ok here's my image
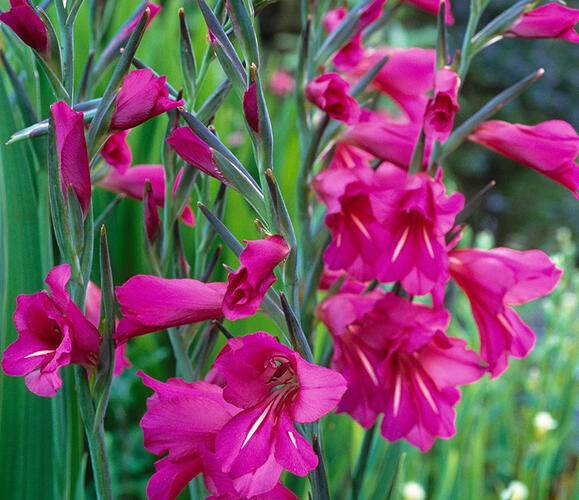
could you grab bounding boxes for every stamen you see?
[24,349,56,359]
[392,227,410,262]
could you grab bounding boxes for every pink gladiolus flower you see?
[139,371,240,500]
[318,292,484,451]
[210,332,347,496]
[270,70,295,97]
[139,369,299,500]
[51,101,92,218]
[506,3,579,43]
[341,110,432,169]
[322,0,387,71]
[243,82,260,133]
[115,276,226,343]
[101,130,132,174]
[116,236,289,341]
[166,127,230,184]
[97,164,195,226]
[1,265,101,396]
[423,68,460,141]
[305,73,361,125]
[314,162,406,281]
[223,236,290,321]
[0,0,49,55]
[355,47,436,120]
[326,143,373,170]
[85,281,131,377]
[110,69,184,131]
[469,120,579,199]
[402,0,453,24]
[449,247,562,377]
[375,171,464,295]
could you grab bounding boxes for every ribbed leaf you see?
[0,76,56,500]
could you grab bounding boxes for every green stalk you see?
[349,424,377,500]
[74,367,113,500]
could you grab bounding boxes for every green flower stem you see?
[74,366,113,500]
[297,115,329,276]
[349,423,377,500]
[458,0,490,82]
[168,328,196,382]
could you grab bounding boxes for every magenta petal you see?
[0,3,49,54]
[147,454,203,500]
[167,127,229,184]
[507,3,579,42]
[469,120,579,198]
[273,414,318,476]
[110,69,184,131]
[24,368,62,397]
[215,403,278,479]
[101,130,132,173]
[51,101,91,217]
[115,276,226,342]
[243,82,260,133]
[291,356,347,423]
[305,73,360,125]
[223,236,289,321]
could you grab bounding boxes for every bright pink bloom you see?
[375,171,464,295]
[223,236,290,321]
[115,276,226,343]
[449,247,562,377]
[355,47,436,120]
[211,332,347,496]
[313,162,406,281]
[243,82,260,133]
[0,0,49,54]
[166,127,229,184]
[270,70,295,97]
[423,68,460,141]
[469,120,579,199]
[506,3,579,42]
[139,371,240,500]
[318,292,484,451]
[101,130,132,173]
[110,69,184,131]
[85,281,131,377]
[341,110,432,169]
[305,73,361,125]
[205,484,298,500]
[119,2,162,38]
[51,101,91,218]
[322,0,387,71]
[1,265,101,397]
[402,0,453,24]
[326,143,373,170]
[318,268,366,294]
[97,164,195,226]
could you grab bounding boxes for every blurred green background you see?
[1,0,578,498]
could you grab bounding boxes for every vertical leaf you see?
[0,76,56,500]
